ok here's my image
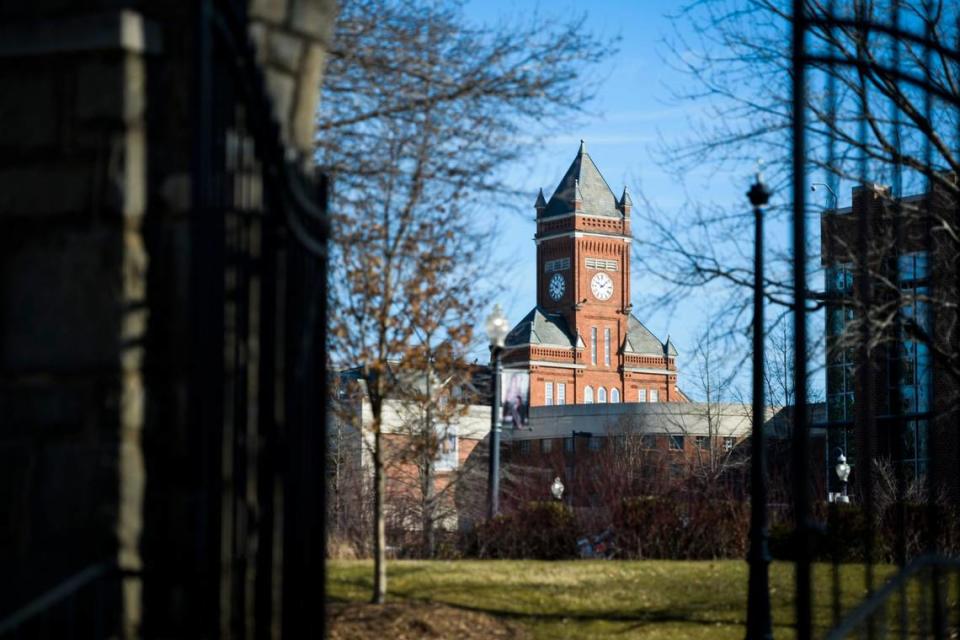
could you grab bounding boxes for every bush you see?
[470,501,578,559]
[613,491,749,560]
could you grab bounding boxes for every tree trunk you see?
[372,427,387,604]
[421,457,435,558]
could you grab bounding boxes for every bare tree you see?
[682,326,751,482]
[640,0,960,378]
[319,0,614,603]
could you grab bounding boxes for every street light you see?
[835,449,851,504]
[486,304,509,519]
[550,477,564,501]
[746,171,773,640]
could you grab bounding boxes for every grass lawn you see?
[327,560,925,639]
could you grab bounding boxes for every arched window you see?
[597,387,607,403]
[610,388,620,403]
[584,386,594,404]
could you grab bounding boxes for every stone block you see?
[0,164,92,217]
[268,29,303,74]
[76,53,145,124]
[291,42,326,152]
[249,0,287,24]
[247,21,269,65]
[0,66,59,150]
[0,226,124,371]
[288,0,336,44]
[265,68,295,138]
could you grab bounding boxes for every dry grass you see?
[327,560,957,639]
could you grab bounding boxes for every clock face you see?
[591,272,614,301]
[548,273,566,301]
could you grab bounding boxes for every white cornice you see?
[507,360,586,370]
[535,231,633,245]
[537,212,628,223]
[624,367,675,375]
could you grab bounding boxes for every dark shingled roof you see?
[505,307,578,348]
[542,141,621,218]
[624,314,676,357]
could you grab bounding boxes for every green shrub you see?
[472,501,578,559]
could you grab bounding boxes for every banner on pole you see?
[501,369,529,429]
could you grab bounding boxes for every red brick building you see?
[503,141,684,406]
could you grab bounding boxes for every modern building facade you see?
[502,142,683,407]
[821,182,951,487]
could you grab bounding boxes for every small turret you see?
[618,185,633,217]
[535,187,547,215]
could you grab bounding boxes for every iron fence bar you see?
[854,10,878,637]
[0,563,117,636]
[887,4,910,637]
[191,1,228,635]
[802,54,960,108]
[806,15,960,64]
[791,2,812,639]
[825,555,960,640]
[919,6,947,638]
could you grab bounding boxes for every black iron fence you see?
[192,1,329,637]
[747,1,960,638]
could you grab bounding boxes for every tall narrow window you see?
[650,389,659,403]
[604,328,611,367]
[611,388,620,403]
[597,387,607,403]
[545,382,554,406]
[591,327,598,365]
[584,386,594,404]
[557,383,566,405]
[638,389,647,402]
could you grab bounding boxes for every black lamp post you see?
[746,172,773,640]
[486,304,509,519]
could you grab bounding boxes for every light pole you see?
[746,172,773,640]
[835,448,851,504]
[485,304,509,519]
[811,182,839,210]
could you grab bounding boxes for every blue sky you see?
[463,0,753,393]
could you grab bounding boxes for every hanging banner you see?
[501,369,530,429]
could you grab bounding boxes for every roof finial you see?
[535,187,547,210]
[579,139,586,154]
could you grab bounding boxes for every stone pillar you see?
[248,0,337,157]
[0,9,158,637]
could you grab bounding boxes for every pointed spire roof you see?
[664,335,677,356]
[534,188,547,209]
[543,141,620,218]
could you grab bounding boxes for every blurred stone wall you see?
[0,1,334,637]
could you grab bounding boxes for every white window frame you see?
[586,257,618,271]
[557,383,566,405]
[638,388,647,402]
[545,381,554,406]
[610,388,620,403]
[545,257,570,273]
[584,386,594,404]
[649,389,659,403]
[604,328,611,367]
[591,327,598,365]
[597,387,607,403]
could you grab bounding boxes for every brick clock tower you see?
[502,141,681,407]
